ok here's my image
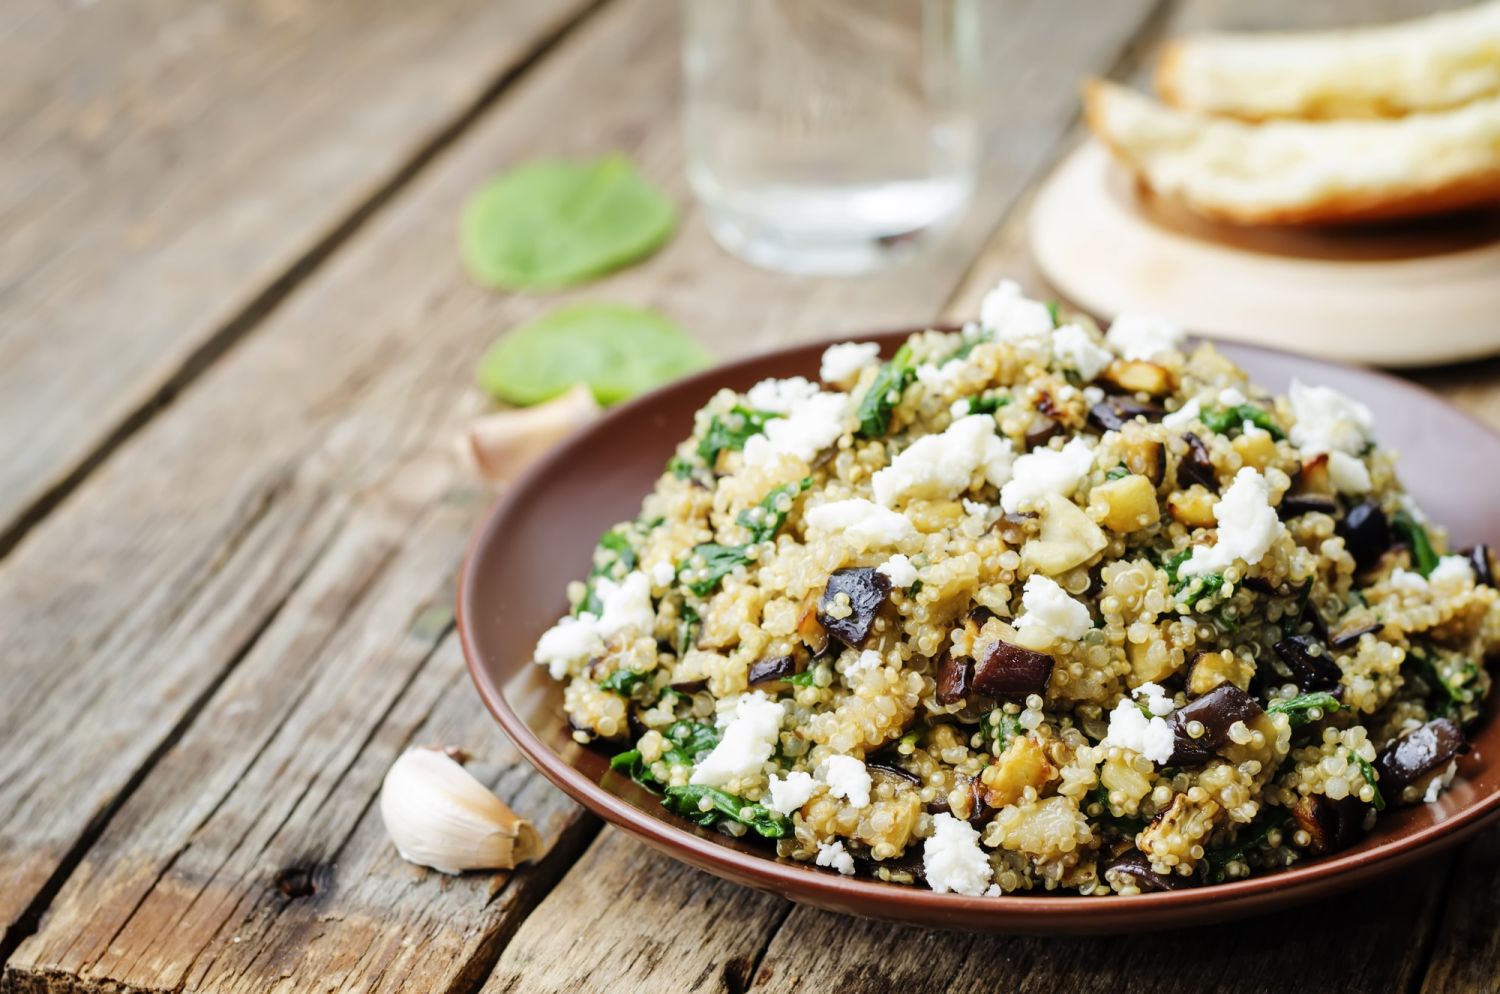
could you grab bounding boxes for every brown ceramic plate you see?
[459,331,1500,934]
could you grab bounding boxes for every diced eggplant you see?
[967,605,999,628]
[797,596,831,657]
[1273,635,1342,692]
[817,568,892,649]
[1178,433,1218,490]
[747,654,797,686]
[1467,543,1496,588]
[1328,619,1384,650]
[1295,454,1333,496]
[1375,719,1468,798]
[670,678,708,694]
[867,759,922,786]
[1337,500,1391,573]
[971,640,1053,702]
[935,650,974,704]
[1025,414,1063,450]
[1124,437,1167,487]
[1280,493,1339,519]
[1104,853,1186,892]
[1291,794,1369,855]
[1167,684,1265,765]
[1088,397,1165,433]
[1103,359,1174,396]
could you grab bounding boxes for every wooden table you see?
[3,1,1497,991]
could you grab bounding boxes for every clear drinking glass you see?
[682,0,980,276]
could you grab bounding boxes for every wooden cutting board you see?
[1028,140,1500,368]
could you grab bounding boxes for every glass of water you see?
[682,0,980,276]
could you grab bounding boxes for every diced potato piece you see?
[1232,429,1277,472]
[1297,453,1334,495]
[905,498,966,532]
[1100,753,1152,813]
[1103,360,1175,397]
[1168,487,1218,528]
[1022,493,1108,575]
[981,734,1057,807]
[1186,650,1254,695]
[1127,634,1178,684]
[1093,474,1161,533]
[1123,437,1166,486]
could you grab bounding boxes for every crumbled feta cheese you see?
[766,771,817,816]
[651,560,677,588]
[815,839,856,876]
[876,553,919,588]
[820,342,881,386]
[915,361,966,394]
[872,414,1014,507]
[533,613,605,679]
[1389,568,1428,592]
[742,390,848,468]
[979,280,1054,345]
[1133,681,1175,717]
[691,693,785,787]
[999,436,1095,513]
[849,649,884,675]
[1289,379,1375,456]
[1082,385,1105,405]
[1431,555,1475,590]
[804,498,917,551]
[1218,387,1247,407]
[1424,760,1458,803]
[1051,323,1112,381]
[1327,450,1372,495]
[1105,313,1185,360]
[1102,695,1176,764]
[1178,468,1284,579]
[745,376,821,414]
[983,883,1002,897]
[949,398,973,418]
[595,571,655,640]
[819,755,872,808]
[923,813,993,896]
[1161,396,1202,429]
[1013,575,1092,641]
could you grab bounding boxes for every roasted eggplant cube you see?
[1375,718,1468,799]
[1178,433,1217,490]
[1337,500,1391,573]
[1088,397,1165,433]
[747,654,797,686]
[971,640,1053,702]
[1466,543,1496,588]
[935,650,974,704]
[1167,684,1265,765]
[1105,853,1186,892]
[1279,493,1338,519]
[817,568,892,649]
[1292,794,1370,855]
[1328,620,1383,651]
[1273,635,1342,691]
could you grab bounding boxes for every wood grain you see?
[0,0,599,552]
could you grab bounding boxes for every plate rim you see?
[458,327,1500,930]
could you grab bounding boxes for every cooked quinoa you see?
[532,281,1498,896]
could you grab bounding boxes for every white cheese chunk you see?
[876,553,919,588]
[766,771,817,816]
[1178,468,1284,579]
[1327,450,1372,495]
[533,613,605,679]
[1289,379,1375,456]
[1051,323,1113,381]
[745,376,821,414]
[804,498,917,551]
[872,414,1014,507]
[1013,574,1093,641]
[1102,693,1176,764]
[691,693,785,787]
[999,437,1095,513]
[923,813,994,896]
[819,755,872,808]
[1105,313,1185,360]
[820,342,881,386]
[742,390,849,468]
[1161,396,1202,428]
[980,280,1054,345]
[815,839,856,876]
[595,571,655,640]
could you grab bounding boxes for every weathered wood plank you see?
[1417,822,1500,994]
[0,0,599,550]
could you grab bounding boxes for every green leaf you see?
[1199,814,1287,883]
[1267,692,1344,728]
[461,154,676,290]
[477,303,713,407]
[698,405,781,468]
[661,784,791,838]
[855,344,916,439]
[678,481,809,597]
[1200,404,1286,441]
[680,543,754,598]
[1046,300,1062,328]
[1349,749,1386,811]
[667,454,696,480]
[785,669,819,687]
[599,669,648,695]
[963,392,1010,416]
[1178,572,1224,608]
[675,603,700,657]
[1163,548,1193,585]
[736,477,812,545]
[1392,510,1439,577]
[1105,465,1131,481]
[576,526,638,617]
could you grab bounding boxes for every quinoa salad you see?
[531,282,1497,896]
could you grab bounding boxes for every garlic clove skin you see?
[380,746,542,875]
[454,382,600,490]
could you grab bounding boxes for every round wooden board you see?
[1028,140,1500,368]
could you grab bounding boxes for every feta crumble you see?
[1289,380,1375,456]
[876,553,919,588]
[1389,568,1428,592]
[849,649,884,675]
[923,813,993,896]
[820,342,881,386]
[745,376,821,414]
[815,839,856,876]
[819,755,872,808]
[804,498,917,551]
[742,390,849,468]
[1161,396,1202,428]
[595,571,655,640]
[1013,575,1092,641]
[915,361,966,394]
[872,414,1014,507]
[1102,691,1176,764]
[650,560,677,588]
[1327,450,1372,495]
[1051,323,1113,381]
[766,771,817,816]
[979,280,1054,346]
[1105,313,1185,360]
[1431,555,1475,590]
[1133,681,1175,717]
[1177,468,1284,579]
[533,613,605,679]
[999,436,1095,513]
[691,693,785,787]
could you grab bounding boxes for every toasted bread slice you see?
[1157,1,1500,120]
[1084,79,1500,226]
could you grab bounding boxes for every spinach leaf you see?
[576,527,638,616]
[675,603,700,657]
[609,721,719,792]
[1179,572,1225,608]
[1162,548,1193,585]
[662,784,791,838]
[1200,404,1285,441]
[1266,692,1343,728]
[680,543,754,598]
[736,477,812,544]
[1199,814,1287,883]
[461,154,676,290]
[1409,650,1480,718]
[855,343,916,439]
[962,392,1010,416]
[667,454,696,480]
[477,303,712,406]
[698,405,781,468]
[1046,300,1062,328]
[784,669,820,687]
[599,669,648,695]
[1105,465,1131,481]
[1349,749,1386,810]
[1392,510,1439,577]
[1087,783,1147,836]
[679,481,810,597]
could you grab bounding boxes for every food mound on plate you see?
[531,282,1497,896]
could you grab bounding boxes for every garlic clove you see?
[454,382,600,489]
[380,746,542,874]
